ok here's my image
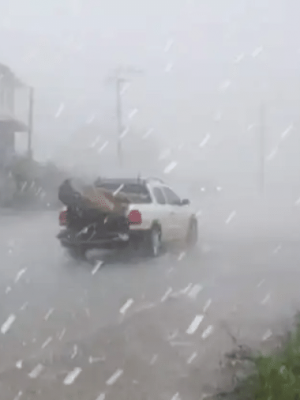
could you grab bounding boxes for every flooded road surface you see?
[0,195,300,399]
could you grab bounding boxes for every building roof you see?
[0,63,25,88]
[0,117,28,132]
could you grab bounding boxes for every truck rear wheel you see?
[144,226,162,257]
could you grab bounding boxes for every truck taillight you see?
[128,210,142,224]
[59,210,67,226]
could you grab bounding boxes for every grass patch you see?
[217,317,300,399]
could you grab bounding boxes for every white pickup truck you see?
[57,177,198,258]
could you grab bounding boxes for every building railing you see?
[0,63,30,129]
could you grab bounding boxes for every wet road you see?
[1,195,300,399]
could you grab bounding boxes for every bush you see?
[226,317,300,399]
[8,156,67,209]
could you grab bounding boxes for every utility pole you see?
[106,66,143,167]
[259,103,265,194]
[27,86,34,160]
[116,76,126,167]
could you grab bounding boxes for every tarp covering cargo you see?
[58,178,130,215]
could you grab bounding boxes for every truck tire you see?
[67,246,86,261]
[144,226,162,257]
[186,218,198,249]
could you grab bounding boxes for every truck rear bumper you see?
[57,229,144,250]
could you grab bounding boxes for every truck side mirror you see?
[181,198,190,205]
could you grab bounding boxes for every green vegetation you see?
[218,317,300,400]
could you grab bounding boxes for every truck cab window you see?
[162,187,181,205]
[153,187,166,205]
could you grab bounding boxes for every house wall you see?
[0,64,29,128]
[0,122,15,168]
[0,71,15,118]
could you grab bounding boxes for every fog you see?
[0,0,299,193]
[2,2,300,399]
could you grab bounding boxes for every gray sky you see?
[1,0,300,187]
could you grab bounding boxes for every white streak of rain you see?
[199,133,210,148]
[133,302,156,314]
[281,124,293,139]
[120,127,129,139]
[159,148,171,160]
[186,315,204,335]
[164,39,174,52]
[121,82,130,95]
[64,367,82,385]
[261,293,271,305]
[13,391,23,400]
[257,279,265,288]
[225,211,236,224]
[203,299,212,313]
[86,114,95,124]
[202,325,214,339]
[21,181,28,191]
[97,141,109,153]
[219,80,231,91]
[164,161,178,174]
[106,369,123,386]
[187,352,197,364]
[89,356,106,364]
[5,286,11,294]
[58,328,66,341]
[55,103,65,118]
[92,261,103,275]
[95,394,106,400]
[14,268,27,283]
[113,184,124,196]
[266,147,278,161]
[20,302,28,311]
[214,112,222,121]
[252,46,263,57]
[41,336,52,349]
[262,329,272,341]
[161,287,172,302]
[119,299,134,315]
[90,136,101,148]
[188,284,203,300]
[44,308,54,320]
[128,108,138,120]
[165,62,173,72]
[234,53,245,63]
[28,364,44,378]
[180,283,193,294]
[1,314,16,334]
[142,128,153,139]
[150,354,158,365]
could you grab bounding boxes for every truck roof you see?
[94,177,164,186]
